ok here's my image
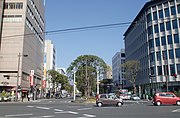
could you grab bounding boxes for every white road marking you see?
[5,113,33,117]
[36,106,50,110]
[77,108,92,111]
[54,109,64,112]
[68,111,79,114]
[27,106,34,108]
[55,111,78,115]
[29,115,54,118]
[172,109,180,112]
[83,114,96,117]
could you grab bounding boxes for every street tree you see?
[122,60,140,94]
[67,55,107,97]
[47,70,70,92]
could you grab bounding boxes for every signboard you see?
[42,80,46,88]
[30,70,34,86]
[30,75,34,86]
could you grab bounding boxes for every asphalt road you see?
[0,99,180,118]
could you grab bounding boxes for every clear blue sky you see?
[45,0,148,69]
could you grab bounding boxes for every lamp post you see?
[96,68,100,95]
[16,53,28,101]
[73,69,76,101]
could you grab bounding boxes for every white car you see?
[131,94,140,101]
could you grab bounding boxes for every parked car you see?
[120,93,131,100]
[152,92,180,106]
[96,93,123,107]
[131,94,140,101]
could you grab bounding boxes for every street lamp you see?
[16,53,28,101]
[73,68,77,101]
[96,67,100,95]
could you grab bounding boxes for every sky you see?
[45,0,148,70]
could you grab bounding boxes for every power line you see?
[2,22,132,39]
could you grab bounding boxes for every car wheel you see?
[117,102,123,107]
[156,101,161,106]
[176,101,180,106]
[97,102,103,107]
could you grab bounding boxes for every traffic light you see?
[171,74,177,78]
[3,75,10,79]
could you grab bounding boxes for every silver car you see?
[96,93,123,107]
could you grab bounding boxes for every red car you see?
[153,92,180,106]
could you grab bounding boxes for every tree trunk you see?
[133,83,137,94]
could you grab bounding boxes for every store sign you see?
[42,80,46,88]
[30,75,34,86]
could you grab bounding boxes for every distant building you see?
[124,0,180,96]
[112,49,126,89]
[0,0,45,97]
[44,40,56,93]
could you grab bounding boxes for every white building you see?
[112,49,126,89]
[44,40,56,93]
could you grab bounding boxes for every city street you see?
[0,99,180,118]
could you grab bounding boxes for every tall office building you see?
[44,40,56,94]
[124,0,180,96]
[112,49,126,89]
[0,0,45,97]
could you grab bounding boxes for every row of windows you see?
[149,48,180,62]
[5,2,23,9]
[155,64,180,76]
[3,15,22,22]
[148,19,180,36]
[28,0,45,26]
[26,18,43,44]
[147,3,180,22]
[149,33,180,49]
[27,5,43,33]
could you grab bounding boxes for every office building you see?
[44,40,56,94]
[124,0,180,96]
[0,0,45,98]
[112,49,126,89]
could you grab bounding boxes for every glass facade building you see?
[124,0,180,96]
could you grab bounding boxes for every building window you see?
[169,49,174,59]
[170,64,175,75]
[165,8,170,17]
[160,23,165,32]
[150,52,155,62]
[156,51,161,61]
[163,65,169,75]
[147,13,152,23]
[178,4,180,14]
[166,21,171,30]
[167,35,173,44]
[4,2,23,9]
[148,26,153,36]
[149,39,154,49]
[162,50,167,60]
[175,48,180,58]
[153,11,158,20]
[174,34,179,43]
[150,67,155,75]
[171,6,176,15]
[155,38,160,46]
[159,10,164,19]
[161,36,166,46]
[154,24,159,33]
[157,66,162,75]
[172,20,178,29]
[177,64,180,74]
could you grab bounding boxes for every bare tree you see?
[122,60,140,94]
